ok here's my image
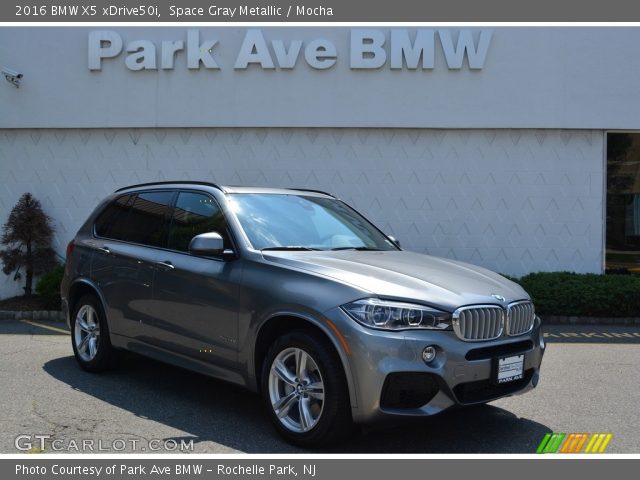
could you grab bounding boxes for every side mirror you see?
[387,235,401,248]
[188,232,233,259]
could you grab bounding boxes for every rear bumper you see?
[324,308,545,424]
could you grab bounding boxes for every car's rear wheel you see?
[71,294,116,372]
[261,330,353,447]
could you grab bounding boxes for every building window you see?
[606,133,640,272]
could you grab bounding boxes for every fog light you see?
[422,346,437,364]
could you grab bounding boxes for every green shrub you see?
[512,272,640,317]
[35,264,65,310]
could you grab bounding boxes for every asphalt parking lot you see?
[0,319,638,453]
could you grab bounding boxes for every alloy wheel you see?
[74,304,100,362]
[268,347,325,433]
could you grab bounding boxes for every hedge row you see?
[507,272,640,317]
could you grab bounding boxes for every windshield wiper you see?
[330,246,381,251]
[261,246,321,251]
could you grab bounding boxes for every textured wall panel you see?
[0,128,604,299]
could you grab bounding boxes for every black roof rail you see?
[114,182,334,197]
[288,188,335,197]
[114,181,224,193]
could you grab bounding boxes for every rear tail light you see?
[66,240,75,260]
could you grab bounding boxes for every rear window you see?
[94,191,175,247]
[94,194,133,239]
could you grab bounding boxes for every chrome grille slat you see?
[490,309,497,338]
[472,310,479,339]
[483,310,488,339]
[460,315,467,335]
[462,315,467,336]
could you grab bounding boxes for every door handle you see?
[156,260,175,270]
[97,246,110,255]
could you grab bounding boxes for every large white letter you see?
[304,39,337,70]
[350,29,386,69]
[438,29,493,69]
[125,40,157,71]
[88,30,123,70]
[390,29,435,69]
[161,40,184,69]
[187,29,219,69]
[271,40,302,69]
[234,29,275,69]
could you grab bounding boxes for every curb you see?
[0,310,64,321]
[541,315,640,326]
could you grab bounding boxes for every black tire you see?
[261,329,353,447]
[70,294,117,372]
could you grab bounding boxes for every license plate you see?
[496,354,524,384]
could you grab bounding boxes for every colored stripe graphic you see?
[537,433,612,453]
[589,433,605,453]
[564,433,584,453]
[598,434,613,453]
[559,433,574,453]
[536,433,552,454]
[584,434,598,453]
[545,433,565,453]
[573,433,589,453]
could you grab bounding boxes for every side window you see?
[167,192,230,252]
[94,194,133,239]
[120,191,174,247]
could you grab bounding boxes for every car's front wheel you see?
[70,294,116,372]
[262,330,353,447]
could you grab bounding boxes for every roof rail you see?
[288,188,335,197]
[114,181,224,193]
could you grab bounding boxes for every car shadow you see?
[43,353,551,453]
[342,406,548,453]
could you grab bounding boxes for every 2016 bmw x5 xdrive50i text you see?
[61,181,545,446]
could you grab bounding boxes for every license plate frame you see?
[493,354,525,384]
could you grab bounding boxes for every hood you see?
[261,250,529,311]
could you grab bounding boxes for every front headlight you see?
[341,298,452,331]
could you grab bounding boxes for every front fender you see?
[250,309,359,409]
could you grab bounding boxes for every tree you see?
[0,193,56,297]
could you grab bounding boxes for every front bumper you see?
[325,307,545,424]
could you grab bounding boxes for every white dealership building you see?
[1,26,640,299]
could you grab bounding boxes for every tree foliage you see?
[0,193,56,297]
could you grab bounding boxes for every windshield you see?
[227,194,399,251]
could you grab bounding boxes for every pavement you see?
[0,319,638,453]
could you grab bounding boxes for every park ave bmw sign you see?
[88,29,493,71]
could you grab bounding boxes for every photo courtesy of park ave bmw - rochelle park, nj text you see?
[1,12,640,459]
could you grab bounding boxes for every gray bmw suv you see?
[61,181,545,446]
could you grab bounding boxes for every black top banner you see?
[4,0,640,22]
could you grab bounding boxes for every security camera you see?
[2,68,23,88]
